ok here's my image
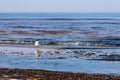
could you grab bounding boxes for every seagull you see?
[35,40,39,48]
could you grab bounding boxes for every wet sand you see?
[0,68,120,80]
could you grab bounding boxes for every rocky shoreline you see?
[0,68,120,80]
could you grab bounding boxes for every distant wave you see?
[0,39,120,47]
[0,18,119,21]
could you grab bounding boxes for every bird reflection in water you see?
[35,49,40,61]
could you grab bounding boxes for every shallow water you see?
[0,46,120,75]
[0,55,120,75]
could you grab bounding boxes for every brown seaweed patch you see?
[11,31,34,35]
[78,31,97,35]
[34,30,71,35]
[0,29,6,33]
[0,29,7,35]
[11,30,47,36]
[101,36,120,39]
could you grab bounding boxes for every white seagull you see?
[35,41,39,48]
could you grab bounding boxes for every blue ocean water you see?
[0,13,120,18]
[0,13,120,44]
